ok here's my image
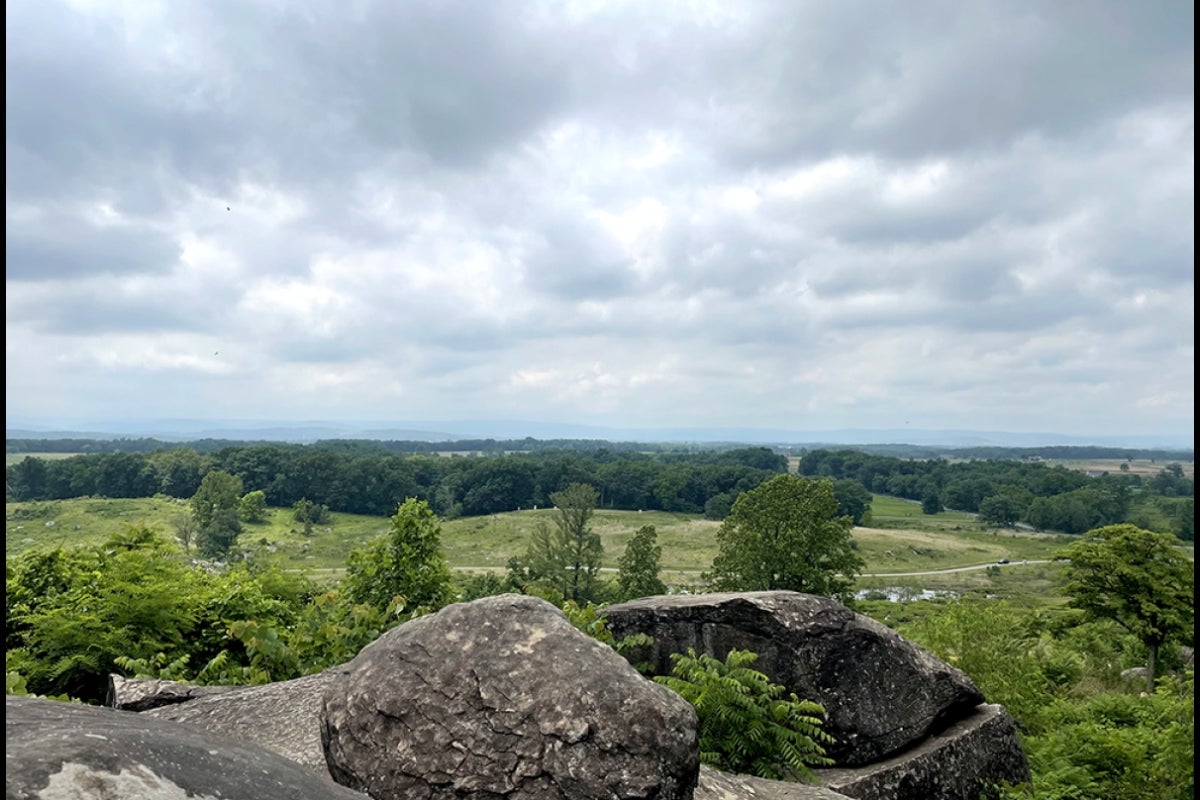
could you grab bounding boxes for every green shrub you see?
[654,648,834,781]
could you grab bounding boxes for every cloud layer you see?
[6,0,1194,439]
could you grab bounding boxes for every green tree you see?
[705,474,863,599]
[239,490,269,523]
[195,508,243,560]
[543,483,603,603]
[979,493,1021,527]
[342,498,453,613]
[921,491,942,515]
[832,478,872,525]
[1058,524,1194,692]
[616,525,666,601]
[191,470,244,531]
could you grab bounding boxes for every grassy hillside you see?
[7,494,1084,597]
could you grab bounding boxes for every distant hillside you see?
[6,418,1193,450]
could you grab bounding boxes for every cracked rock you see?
[321,594,700,799]
[603,591,985,766]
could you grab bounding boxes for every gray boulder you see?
[603,592,985,765]
[143,670,340,775]
[5,695,364,800]
[321,593,700,800]
[815,704,1031,800]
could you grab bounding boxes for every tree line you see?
[5,445,789,518]
[8,441,1192,539]
[798,449,1193,539]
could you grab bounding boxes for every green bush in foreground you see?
[654,648,834,781]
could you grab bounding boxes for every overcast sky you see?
[5,0,1194,441]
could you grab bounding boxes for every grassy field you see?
[5,452,84,466]
[6,493,1095,600]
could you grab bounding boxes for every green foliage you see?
[523,483,605,603]
[1001,671,1194,800]
[832,479,873,525]
[1058,524,1194,690]
[616,525,666,601]
[191,470,243,531]
[341,498,453,614]
[196,507,242,559]
[5,525,313,701]
[559,600,652,659]
[706,474,863,599]
[654,648,833,781]
[239,490,269,523]
[898,600,1060,728]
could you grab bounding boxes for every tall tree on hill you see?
[1058,524,1194,692]
[526,483,604,603]
[706,474,863,600]
[617,525,666,601]
[191,470,244,559]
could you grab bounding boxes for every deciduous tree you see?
[705,474,862,599]
[1058,524,1194,691]
[342,498,453,613]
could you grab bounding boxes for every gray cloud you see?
[4,0,1193,440]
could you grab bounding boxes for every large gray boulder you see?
[321,593,700,800]
[5,695,364,800]
[815,704,1031,800]
[603,592,985,765]
[143,670,340,775]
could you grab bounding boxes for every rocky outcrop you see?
[143,670,340,774]
[603,592,985,766]
[815,704,1031,800]
[321,593,700,800]
[107,673,236,711]
[16,591,1031,800]
[5,695,364,800]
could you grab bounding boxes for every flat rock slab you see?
[108,674,236,712]
[5,695,364,800]
[322,593,700,800]
[604,592,985,765]
[143,670,339,775]
[696,765,853,800]
[815,703,1032,800]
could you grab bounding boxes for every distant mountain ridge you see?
[5,419,1193,450]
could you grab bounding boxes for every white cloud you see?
[4,0,1193,443]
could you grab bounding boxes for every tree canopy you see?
[341,498,453,613]
[1058,524,1194,691]
[706,474,863,598]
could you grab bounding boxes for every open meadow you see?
[6,493,1096,602]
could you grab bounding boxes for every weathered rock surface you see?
[107,673,236,711]
[603,592,985,765]
[695,765,853,800]
[5,695,364,800]
[815,703,1031,800]
[143,670,340,775]
[321,593,700,800]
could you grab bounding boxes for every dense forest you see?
[6,441,1193,539]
